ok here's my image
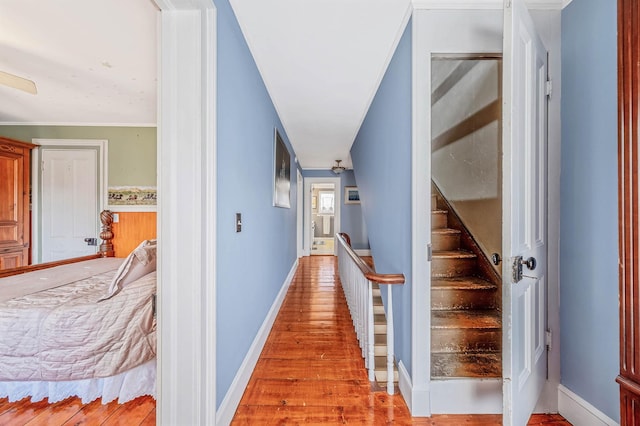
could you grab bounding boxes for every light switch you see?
[236,213,242,232]
[113,213,120,223]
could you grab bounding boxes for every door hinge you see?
[546,329,553,350]
[546,80,553,97]
[427,243,432,261]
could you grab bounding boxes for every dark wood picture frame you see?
[273,128,291,208]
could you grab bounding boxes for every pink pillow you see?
[99,239,157,301]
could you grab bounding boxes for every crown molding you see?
[412,0,569,10]
[0,122,157,127]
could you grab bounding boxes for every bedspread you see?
[0,265,156,381]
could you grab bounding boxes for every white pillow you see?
[99,239,157,301]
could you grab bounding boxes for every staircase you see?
[430,191,502,379]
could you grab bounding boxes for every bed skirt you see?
[0,359,156,404]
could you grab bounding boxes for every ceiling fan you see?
[0,70,37,94]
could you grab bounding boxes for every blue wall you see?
[216,0,298,408]
[340,170,368,250]
[350,20,413,373]
[561,1,619,421]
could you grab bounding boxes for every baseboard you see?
[398,360,431,416]
[215,259,298,426]
[558,385,619,426]
[430,378,502,414]
[355,249,372,256]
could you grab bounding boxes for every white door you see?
[502,0,548,424]
[41,149,99,262]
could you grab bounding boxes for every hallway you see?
[231,256,571,425]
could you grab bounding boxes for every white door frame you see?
[154,0,217,424]
[303,177,341,256]
[410,4,561,417]
[31,138,107,264]
[297,169,304,258]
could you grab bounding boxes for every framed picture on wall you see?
[344,186,360,204]
[273,128,291,208]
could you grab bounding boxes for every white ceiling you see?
[0,0,158,126]
[230,0,411,169]
[1,0,411,170]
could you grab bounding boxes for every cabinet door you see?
[0,249,26,270]
[0,150,25,249]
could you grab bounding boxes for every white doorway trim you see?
[303,177,341,256]
[296,169,304,258]
[31,138,107,264]
[155,0,217,424]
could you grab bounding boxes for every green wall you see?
[0,126,156,186]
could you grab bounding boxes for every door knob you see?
[491,253,502,265]
[521,256,536,270]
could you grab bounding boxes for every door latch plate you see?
[512,255,523,283]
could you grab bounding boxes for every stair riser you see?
[432,257,476,277]
[431,329,501,353]
[374,371,399,383]
[432,233,461,251]
[431,289,498,310]
[432,212,448,229]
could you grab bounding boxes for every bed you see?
[0,211,156,404]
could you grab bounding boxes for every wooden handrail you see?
[336,233,405,285]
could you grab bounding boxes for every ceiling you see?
[0,0,411,170]
[230,0,412,169]
[0,0,158,126]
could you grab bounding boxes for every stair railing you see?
[335,233,405,394]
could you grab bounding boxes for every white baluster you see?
[386,284,394,394]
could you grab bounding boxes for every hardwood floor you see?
[232,255,572,425]
[0,394,155,425]
[0,256,570,425]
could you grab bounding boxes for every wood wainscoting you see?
[111,212,157,258]
[617,0,640,423]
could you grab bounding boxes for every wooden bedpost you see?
[99,210,115,257]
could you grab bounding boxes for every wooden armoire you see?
[0,137,35,270]
[618,0,640,423]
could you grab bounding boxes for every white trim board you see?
[155,1,217,424]
[558,385,619,426]
[430,379,502,414]
[398,360,430,416]
[216,260,299,426]
[412,0,570,10]
[0,122,157,127]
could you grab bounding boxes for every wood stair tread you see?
[432,228,461,235]
[432,310,501,329]
[431,352,501,378]
[432,276,496,290]
[432,250,476,259]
